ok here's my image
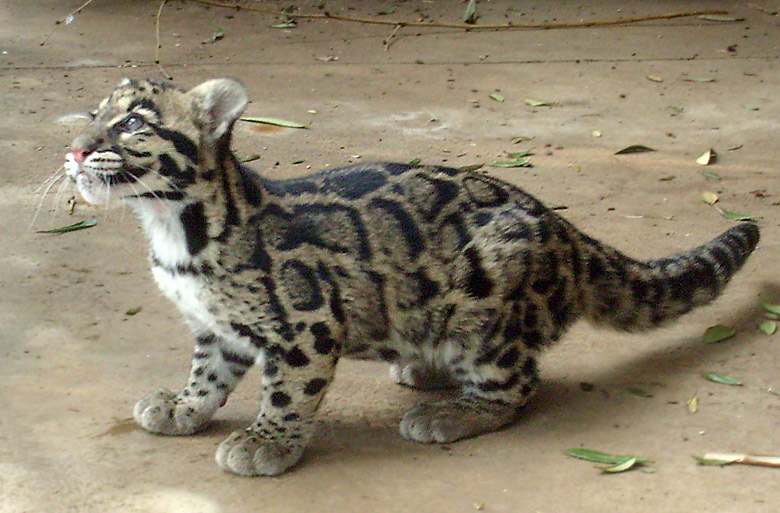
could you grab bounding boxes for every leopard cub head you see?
[65,78,248,205]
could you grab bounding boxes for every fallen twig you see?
[40,0,100,46]
[155,0,173,80]
[703,452,780,468]
[189,0,729,32]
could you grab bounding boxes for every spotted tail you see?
[577,222,760,331]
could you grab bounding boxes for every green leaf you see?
[377,6,397,15]
[238,153,261,163]
[489,93,505,103]
[602,457,638,473]
[463,0,478,24]
[125,306,142,316]
[490,157,532,168]
[525,98,551,107]
[626,387,652,398]
[761,301,780,316]
[694,456,733,466]
[615,145,656,155]
[699,170,721,180]
[564,448,649,465]
[702,324,736,344]
[507,149,533,158]
[272,21,297,29]
[704,372,742,386]
[37,219,97,234]
[718,209,754,221]
[744,105,760,111]
[202,28,225,44]
[458,163,485,172]
[511,136,533,144]
[408,158,422,166]
[240,117,307,129]
[291,159,305,165]
[684,77,717,83]
[759,320,777,335]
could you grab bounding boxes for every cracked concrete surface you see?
[1,1,779,512]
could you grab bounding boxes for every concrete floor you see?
[1,1,779,512]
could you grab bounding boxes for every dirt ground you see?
[1,1,779,512]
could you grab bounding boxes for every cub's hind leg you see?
[399,306,542,443]
[134,332,254,435]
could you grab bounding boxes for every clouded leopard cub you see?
[64,78,758,476]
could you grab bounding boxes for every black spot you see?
[105,165,149,185]
[238,166,264,206]
[264,363,278,377]
[179,202,209,256]
[123,147,152,158]
[220,349,255,367]
[282,413,299,422]
[496,347,520,369]
[522,330,543,350]
[135,190,185,201]
[197,333,217,346]
[193,367,204,376]
[521,357,537,377]
[207,372,217,382]
[303,378,328,395]
[377,347,400,361]
[477,372,519,392]
[270,391,291,408]
[311,322,337,355]
[285,346,310,367]
[463,246,493,298]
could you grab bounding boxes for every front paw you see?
[215,429,304,476]
[133,388,211,435]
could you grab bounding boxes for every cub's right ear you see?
[188,78,248,140]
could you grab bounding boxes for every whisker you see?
[29,171,66,231]
[32,165,66,195]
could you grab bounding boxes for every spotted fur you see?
[64,78,760,476]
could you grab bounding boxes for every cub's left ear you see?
[188,78,248,140]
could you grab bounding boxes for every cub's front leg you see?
[134,332,256,435]
[216,321,339,476]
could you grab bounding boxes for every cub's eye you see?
[119,114,145,132]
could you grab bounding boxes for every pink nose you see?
[69,147,91,163]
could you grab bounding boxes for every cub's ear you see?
[188,78,248,140]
